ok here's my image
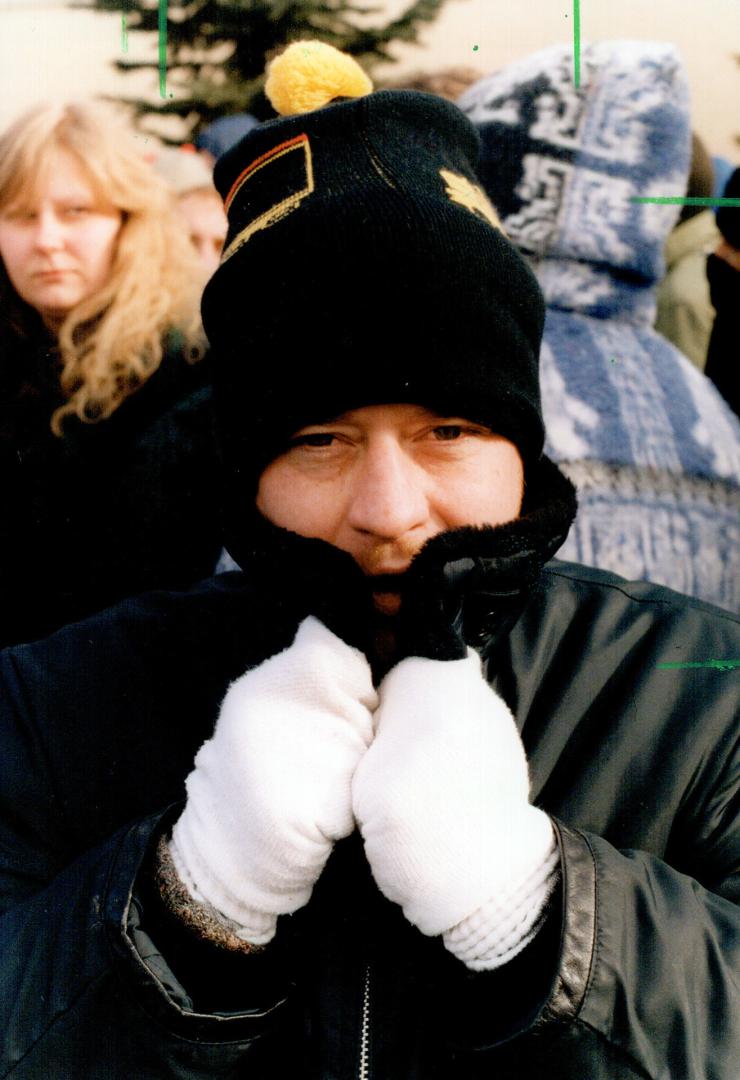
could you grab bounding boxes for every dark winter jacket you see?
[0,333,222,647]
[0,481,738,1077]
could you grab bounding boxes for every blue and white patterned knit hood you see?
[460,42,740,610]
[459,40,691,319]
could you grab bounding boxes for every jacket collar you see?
[402,454,577,657]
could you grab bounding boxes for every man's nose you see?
[346,438,429,541]
[33,209,65,253]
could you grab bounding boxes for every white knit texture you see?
[443,843,560,970]
[171,616,378,944]
[352,650,558,963]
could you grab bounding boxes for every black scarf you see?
[224,456,577,676]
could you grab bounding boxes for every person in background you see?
[0,42,737,1080]
[655,133,721,370]
[460,40,740,611]
[705,166,740,418]
[712,154,735,205]
[154,146,228,277]
[194,112,260,168]
[0,100,222,647]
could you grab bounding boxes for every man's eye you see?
[432,425,464,441]
[290,433,336,448]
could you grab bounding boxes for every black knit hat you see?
[201,43,546,498]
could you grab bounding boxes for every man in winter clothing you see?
[0,42,738,1080]
[459,41,740,611]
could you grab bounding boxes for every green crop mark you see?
[158,0,167,99]
[657,659,740,671]
[632,197,740,208]
[573,1,581,88]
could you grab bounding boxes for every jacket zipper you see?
[357,962,372,1080]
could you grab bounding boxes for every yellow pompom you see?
[266,40,373,117]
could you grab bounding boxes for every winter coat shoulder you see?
[655,209,719,370]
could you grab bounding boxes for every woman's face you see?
[0,147,123,332]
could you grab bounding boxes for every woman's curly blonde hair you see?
[0,100,207,434]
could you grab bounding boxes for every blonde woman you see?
[0,101,222,646]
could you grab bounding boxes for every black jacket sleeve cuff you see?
[106,808,291,1039]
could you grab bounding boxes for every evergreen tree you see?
[92,0,453,136]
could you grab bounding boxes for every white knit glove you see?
[352,650,559,970]
[170,616,378,945]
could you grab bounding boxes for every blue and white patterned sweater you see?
[460,41,740,610]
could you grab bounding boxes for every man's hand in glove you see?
[169,615,378,946]
[353,539,559,971]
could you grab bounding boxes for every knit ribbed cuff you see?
[443,838,560,971]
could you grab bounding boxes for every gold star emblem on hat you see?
[440,169,504,231]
